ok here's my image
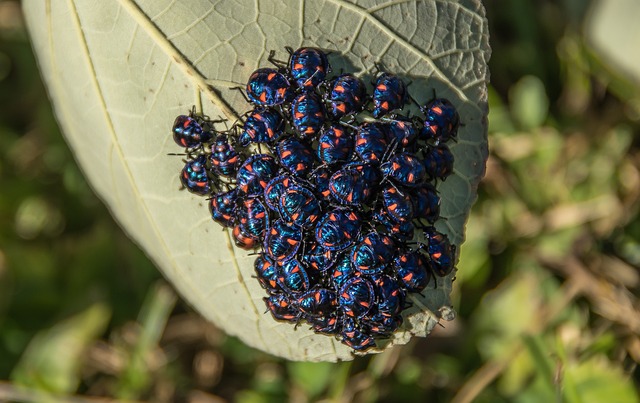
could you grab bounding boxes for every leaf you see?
[23,0,490,361]
[11,304,110,394]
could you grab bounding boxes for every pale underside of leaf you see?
[23,0,490,361]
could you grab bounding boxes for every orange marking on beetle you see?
[282,150,292,158]
[287,239,298,246]
[268,72,276,80]
[294,63,304,69]
[377,84,387,91]
[278,88,287,98]
[356,138,366,146]
[296,163,305,171]
[433,252,442,259]
[336,103,346,113]
[305,127,315,134]
[259,92,267,102]
[381,101,389,110]
[364,237,372,246]
[408,173,414,182]
[432,106,442,115]
[334,85,345,93]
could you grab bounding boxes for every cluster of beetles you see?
[171,47,460,351]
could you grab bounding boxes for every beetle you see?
[278,185,321,228]
[172,112,214,149]
[317,123,354,166]
[372,72,408,118]
[180,155,211,196]
[371,275,405,317]
[288,47,330,88]
[237,197,269,239]
[394,250,431,292]
[340,317,376,351]
[232,224,258,250]
[295,287,337,317]
[324,73,368,120]
[354,122,388,164]
[209,188,240,228]
[381,152,427,187]
[236,154,279,196]
[290,92,326,139]
[254,253,280,293]
[315,209,362,251]
[264,294,299,322]
[264,175,296,212]
[351,231,396,276]
[419,227,456,277]
[328,163,379,206]
[381,184,415,224]
[277,258,314,294]
[419,98,460,144]
[264,219,303,262]
[423,144,455,181]
[246,68,292,106]
[411,183,440,224]
[238,108,284,147]
[210,134,241,177]
[338,276,375,318]
[383,115,417,149]
[276,137,316,178]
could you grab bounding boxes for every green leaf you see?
[23,0,490,361]
[11,304,110,394]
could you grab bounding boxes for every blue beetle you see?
[276,137,316,178]
[394,250,431,292]
[263,175,296,212]
[313,166,333,200]
[264,294,299,322]
[307,313,341,335]
[419,98,460,144]
[295,287,337,317]
[236,154,279,196]
[411,183,440,224]
[209,188,239,228]
[383,115,417,149]
[331,253,358,290]
[277,258,314,294]
[264,219,303,262]
[324,73,368,119]
[328,163,379,206]
[362,312,403,336]
[372,72,408,118]
[232,223,258,250]
[291,92,326,139]
[355,122,388,163]
[238,108,284,147]
[237,197,269,239]
[382,184,414,224]
[338,276,375,318]
[315,209,362,251]
[172,113,213,149]
[381,152,427,187]
[423,144,455,181]
[351,231,396,276]
[341,317,376,351]
[420,227,456,277]
[180,155,211,196]
[289,47,330,88]
[373,208,416,242]
[317,124,354,166]
[246,68,292,106]
[278,185,321,228]
[301,241,336,274]
[371,275,405,317]
[254,253,280,293]
[210,134,241,177]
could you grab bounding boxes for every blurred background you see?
[0,0,639,402]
